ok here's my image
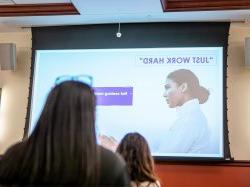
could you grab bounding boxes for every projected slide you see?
[30,47,224,158]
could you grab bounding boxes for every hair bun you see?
[196,86,210,104]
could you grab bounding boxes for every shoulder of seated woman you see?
[98,145,126,168]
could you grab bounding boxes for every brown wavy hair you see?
[116,132,158,186]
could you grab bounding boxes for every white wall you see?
[227,22,250,160]
[0,27,31,153]
[0,23,250,160]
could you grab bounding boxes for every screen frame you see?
[25,23,231,161]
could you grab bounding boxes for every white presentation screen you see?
[30,47,224,158]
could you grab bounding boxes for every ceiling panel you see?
[13,0,71,4]
[72,0,162,14]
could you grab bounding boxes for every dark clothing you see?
[0,143,129,187]
[99,146,130,186]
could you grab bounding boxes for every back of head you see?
[116,132,157,183]
[167,69,210,104]
[24,81,98,185]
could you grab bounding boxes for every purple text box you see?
[93,87,133,106]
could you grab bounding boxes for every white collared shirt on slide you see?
[157,99,210,154]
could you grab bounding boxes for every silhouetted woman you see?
[117,132,160,187]
[0,81,129,186]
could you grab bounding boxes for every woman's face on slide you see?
[163,78,183,108]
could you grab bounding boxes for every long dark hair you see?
[167,69,210,104]
[116,132,158,186]
[0,81,99,186]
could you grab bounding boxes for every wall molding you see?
[161,0,250,11]
[0,3,79,16]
